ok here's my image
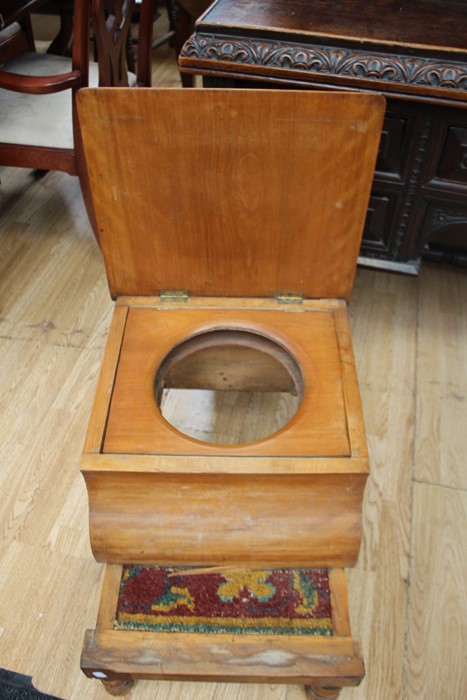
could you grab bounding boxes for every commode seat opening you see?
[102,306,351,457]
[153,328,305,446]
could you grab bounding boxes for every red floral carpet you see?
[115,566,333,636]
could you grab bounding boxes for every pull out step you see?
[81,565,364,698]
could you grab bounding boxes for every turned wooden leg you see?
[305,686,341,699]
[101,678,135,696]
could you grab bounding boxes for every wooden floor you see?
[0,13,466,700]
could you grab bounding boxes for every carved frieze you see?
[182,35,467,94]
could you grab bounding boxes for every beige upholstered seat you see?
[0,52,135,150]
[0,1,153,230]
[1,53,98,150]
[0,18,35,63]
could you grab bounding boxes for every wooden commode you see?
[77,88,384,695]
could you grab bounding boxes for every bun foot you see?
[305,686,341,699]
[101,678,135,696]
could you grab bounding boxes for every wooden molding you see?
[180,35,467,99]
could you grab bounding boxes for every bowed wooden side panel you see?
[81,459,368,567]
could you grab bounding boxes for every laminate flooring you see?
[0,11,465,700]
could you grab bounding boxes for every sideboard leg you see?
[305,686,341,699]
[101,678,135,696]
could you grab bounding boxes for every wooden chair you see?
[0,0,154,229]
[0,20,35,64]
[125,0,178,74]
[0,0,41,63]
[174,0,211,86]
[0,1,74,64]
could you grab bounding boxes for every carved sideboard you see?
[179,0,467,272]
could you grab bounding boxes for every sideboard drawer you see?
[376,114,409,179]
[361,189,403,258]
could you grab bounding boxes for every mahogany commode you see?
[77,88,385,696]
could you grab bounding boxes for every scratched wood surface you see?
[0,10,465,700]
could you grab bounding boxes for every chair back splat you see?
[93,0,139,87]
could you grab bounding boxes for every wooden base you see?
[81,565,364,695]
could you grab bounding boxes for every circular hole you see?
[154,328,304,446]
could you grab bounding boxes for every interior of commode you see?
[154,329,304,445]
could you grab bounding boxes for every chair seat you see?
[0,52,136,150]
[0,23,24,42]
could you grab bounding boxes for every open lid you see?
[77,88,384,300]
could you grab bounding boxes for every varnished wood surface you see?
[77,88,384,301]
[102,306,352,456]
[0,17,466,700]
[199,0,467,52]
[84,470,367,567]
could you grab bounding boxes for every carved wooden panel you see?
[375,115,409,180]
[361,191,402,258]
[183,34,467,99]
[437,127,467,186]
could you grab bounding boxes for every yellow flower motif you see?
[218,571,275,602]
[151,585,195,613]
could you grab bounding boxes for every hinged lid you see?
[77,89,385,301]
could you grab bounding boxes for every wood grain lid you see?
[78,88,385,300]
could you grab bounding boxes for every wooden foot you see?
[305,686,341,699]
[101,678,135,696]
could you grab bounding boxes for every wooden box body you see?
[77,88,384,568]
[82,295,369,567]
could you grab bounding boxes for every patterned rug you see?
[115,566,333,636]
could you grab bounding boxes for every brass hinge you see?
[160,289,189,302]
[275,291,304,304]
